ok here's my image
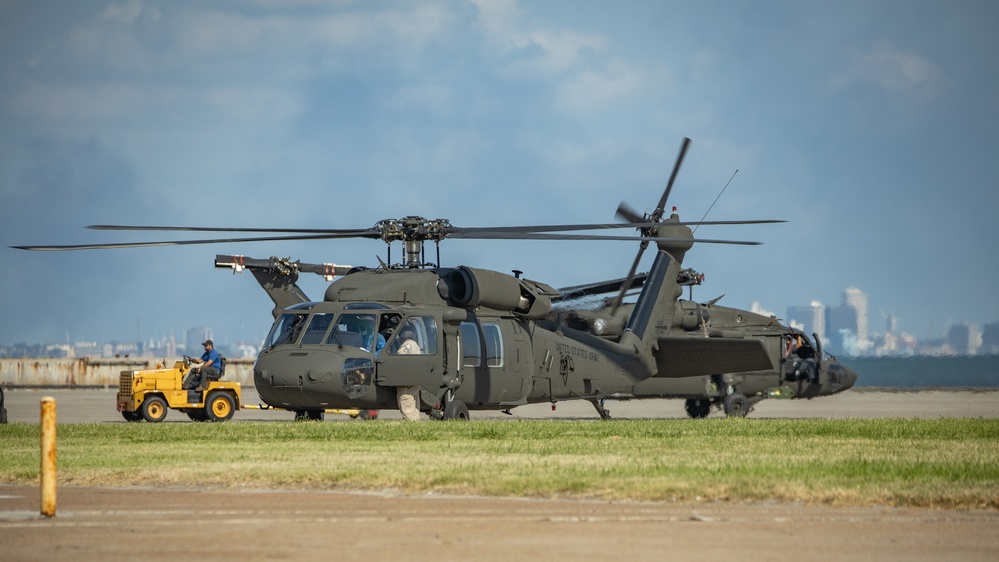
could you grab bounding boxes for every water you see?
[842,355,999,388]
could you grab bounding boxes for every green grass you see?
[2,418,997,509]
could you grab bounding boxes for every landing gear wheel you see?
[684,398,712,419]
[442,399,469,420]
[140,396,168,423]
[121,410,143,422]
[205,391,235,422]
[723,393,749,418]
[294,409,325,421]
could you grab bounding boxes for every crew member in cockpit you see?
[786,334,817,382]
[357,316,386,356]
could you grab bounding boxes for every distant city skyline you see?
[3,283,997,359]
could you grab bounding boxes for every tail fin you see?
[618,248,773,379]
[618,249,683,377]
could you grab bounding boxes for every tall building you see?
[787,300,825,341]
[186,326,212,354]
[944,323,981,355]
[826,287,869,356]
[983,322,999,355]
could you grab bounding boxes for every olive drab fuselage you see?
[253,265,654,412]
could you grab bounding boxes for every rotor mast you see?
[376,216,453,268]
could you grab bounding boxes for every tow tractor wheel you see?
[442,399,470,421]
[205,391,235,422]
[140,396,168,423]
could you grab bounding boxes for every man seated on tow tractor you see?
[185,339,223,391]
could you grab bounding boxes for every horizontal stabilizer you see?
[654,336,773,378]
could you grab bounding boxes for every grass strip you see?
[1,418,997,509]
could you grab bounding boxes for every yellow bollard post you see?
[40,396,56,518]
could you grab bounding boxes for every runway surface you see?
[2,388,998,561]
[4,386,999,423]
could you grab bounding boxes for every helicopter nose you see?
[840,365,858,390]
[253,349,377,409]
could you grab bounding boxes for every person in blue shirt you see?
[189,339,223,391]
[357,316,386,356]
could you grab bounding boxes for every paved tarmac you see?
[4,386,999,423]
[2,388,999,561]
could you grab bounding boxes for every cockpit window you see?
[329,313,384,354]
[301,313,335,345]
[263,312,308,349]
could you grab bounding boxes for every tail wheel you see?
[205,391,235,422]
[140,396,168,423]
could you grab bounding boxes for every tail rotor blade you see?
[655,137,690,217]
[616,202,645,224]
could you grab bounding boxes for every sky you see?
[2,0,998,348]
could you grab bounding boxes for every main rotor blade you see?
[446,231,761,244]
[448,222,661,236]
[556,273,648,301]
[12,232,377,251]
[449,219,784,237]
[88,225,380,236]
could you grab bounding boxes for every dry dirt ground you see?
[2,389,999,561]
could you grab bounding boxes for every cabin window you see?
[301,313,335,345]
[389,316,438,355]
[483,322,503,367]
[459,322,481,367]
[262,312,308,349]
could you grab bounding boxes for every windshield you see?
[262,312,309,349]
[264,310,408,355]
[327,313,386,354]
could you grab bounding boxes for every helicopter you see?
[15,138,787,420]
[217,254,856,420]
[550,275,858,418]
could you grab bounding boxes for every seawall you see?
[0,358,256,387]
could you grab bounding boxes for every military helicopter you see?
[216,254,856,420]
[551,274,858,418]
[15,138,786,420]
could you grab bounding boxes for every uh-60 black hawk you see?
[553,276,858,418]
[16,138,812,420]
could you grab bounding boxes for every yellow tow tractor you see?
[117,356,240,422]
[116,356,379,422]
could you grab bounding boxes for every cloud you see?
[471,0,604,76]
[557,58,647,110]
[835,42,941,99]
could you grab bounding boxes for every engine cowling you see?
[447,266,551,319]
